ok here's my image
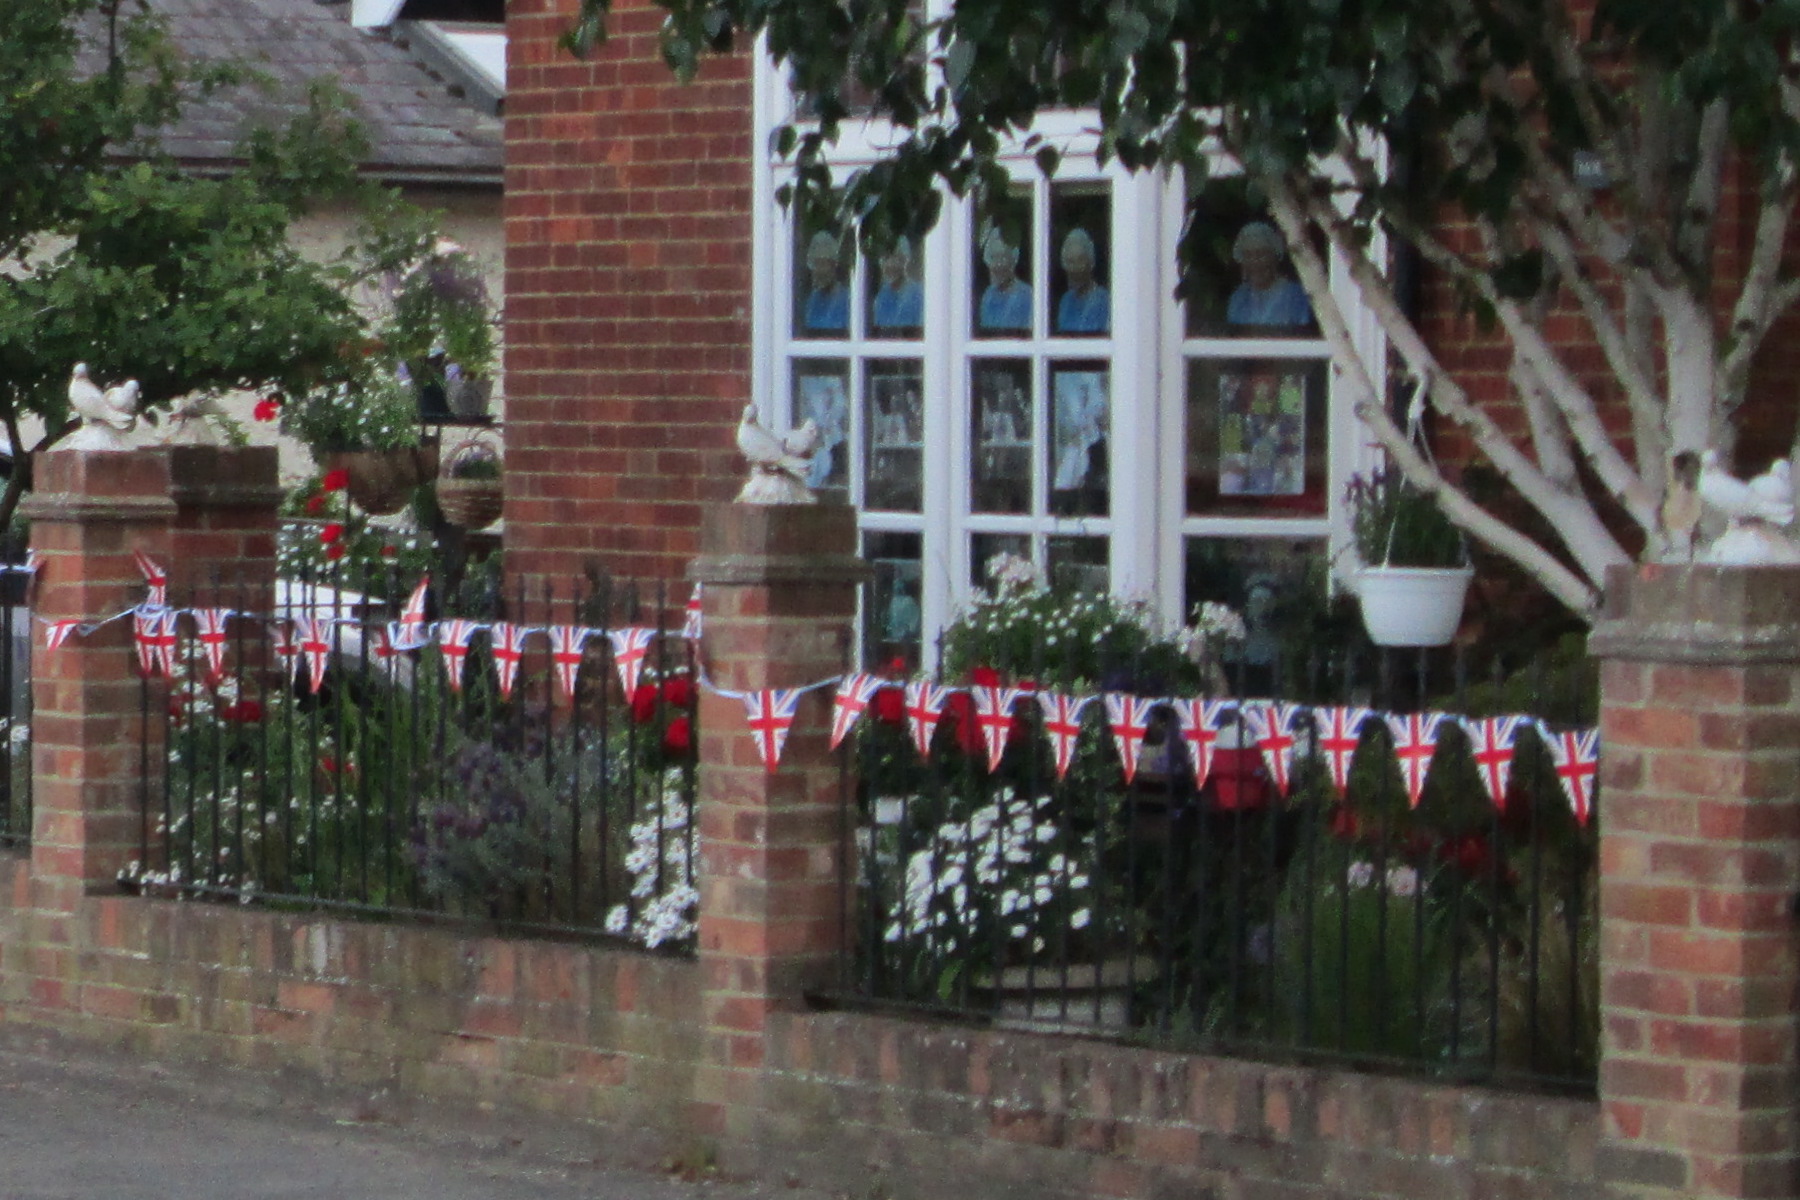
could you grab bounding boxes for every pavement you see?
[0,1028,839,1200]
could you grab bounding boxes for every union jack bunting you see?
[1104,693,1159,785]
[547,625,596,702]
[133,549,167,610]
[23,549,42,576]
[394,577,431,649]
[1313,706,1370,797]
[903,681,952,759]
[829,672,884,751]
[972,683,1028,773]
[1169,697,1233,789]
[294,614,332,694]
[42,619,80,654]
[1544,725,1600,827]
[132,612,163,678]
[1462,715,1529,810]
[191,608,233,683]
[607,626,657,695]
[437,618,480,693]
[742,687,804,772]
[1385,711,1449,808]
[1036,691,1092,780]
[270,620,300,684]
[1249,702,1306,796]
[683,583,704,641]
[370,624,400,666]
[489,622,530,699]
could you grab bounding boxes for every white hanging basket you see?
[1355,565,1475,647]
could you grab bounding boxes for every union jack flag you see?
[191,608,233,683]
[489,622,530,699]
[829,672,884,751]
[270,620,300,685]
[1169,697,1233,789]
[903,681,951,759]
[370,624,400,666]
[42,619,80,654]
[132,612,161,678]
[1249,702,1306,796]
[23,549,42,577]
[1313,706,1370,797]
[683,583,704,641]
[1385,711,1449,808]
[547,625,596,702]
[607,626,657,695]
[437,618,480,693]
[133,549,167,610]
[1462,715,1528,810]
[1036,691,1093,780]
[293,614,332,694]
[393,577,431,649]
[742,687,804,772]
[1543,725,1600,827]
[1104,693,1159,785]
[972,683,1028,773]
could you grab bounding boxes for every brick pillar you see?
[22,447,279,904]
[688,503,866,1141]
[1589,565,1800,1200]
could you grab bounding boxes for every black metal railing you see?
[0,562,32,849]
[134,565,698,946]
[839,640,1599,1091]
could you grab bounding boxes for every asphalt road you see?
[0,1030,835,1200]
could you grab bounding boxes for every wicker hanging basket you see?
[437,436,504,530]
[325,445,436,516]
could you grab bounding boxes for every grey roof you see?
[114,0,503,185]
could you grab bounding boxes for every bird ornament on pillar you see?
[1691,450,1800,565]
[734,403,821,504]
[63,363,144,451]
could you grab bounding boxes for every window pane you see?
[864,531,923,670]
[1050,185,1111,337]
[1185,358,1328,517]
[971,359,1033,514]
[865,234,923,339]
[972,194,1034,339]
[1049,363,1108,517]
[864,359,923,513]
[971,532,1033,590]
[1183,537,1326,687]
[791,360,850,501]
[1181,177,1319,339]
[794,219,852,339]
[1047,535,1108,595]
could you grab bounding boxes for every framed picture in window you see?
[791,359,850,499]
[1181,177,1319,339]
[1185,359,1328,516]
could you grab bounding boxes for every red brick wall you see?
[504,0,754,588]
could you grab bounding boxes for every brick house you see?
[501,0,1793,658]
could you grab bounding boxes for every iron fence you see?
[132,565,698,946]
[837,639,1599,1092]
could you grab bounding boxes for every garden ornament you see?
[63,363,141,451]
[734,403,818,504]
[1696,450,1800,564]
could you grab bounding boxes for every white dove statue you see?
[63,364,142,451]
[1698,450,1795,526]
[735,404,819,504]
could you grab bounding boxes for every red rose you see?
[1443,834,1493,879]
[324,543,346,562]
[661,715,692,755]
[1328,806,1361,842]
[319,523,345,545]
[304,493,327,515]
[660,676,694,708]
[969,665,1001,688]
[320,468,350,492]
[253,396,281,422]
[883,657,908,677]
[379,545,398,558]
[221,698,264,724]
[872,685,905,724]
[630,683,658,724]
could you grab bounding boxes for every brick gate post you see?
[21,448,279,925]
[688,503,865,1142]
[1589,565,1800,1200]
